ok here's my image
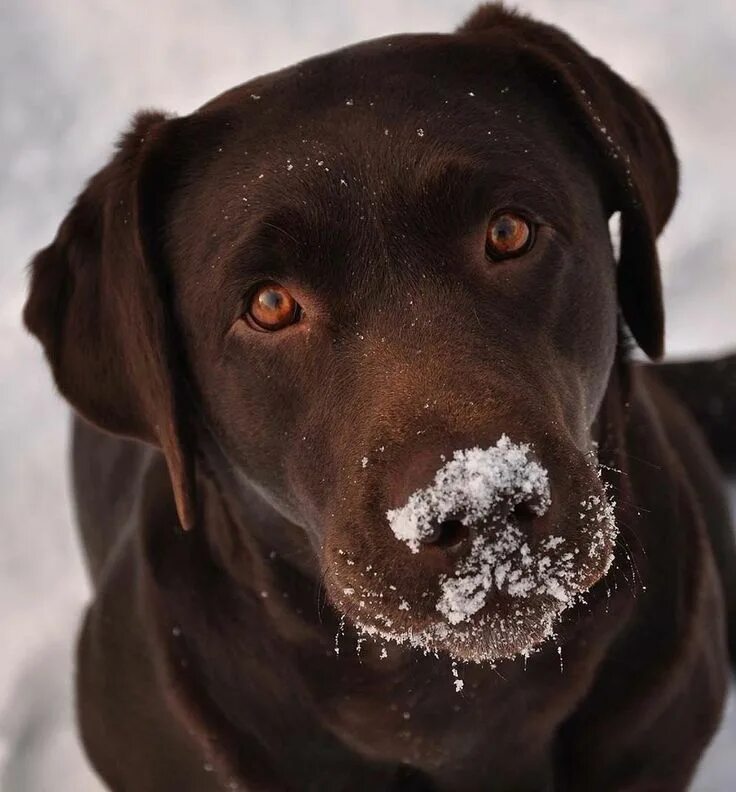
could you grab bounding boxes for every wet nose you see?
[387,439,551,554]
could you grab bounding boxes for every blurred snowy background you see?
[1,1,734,789]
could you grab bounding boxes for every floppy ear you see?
[460,4,679,359]
[23,111,196,529]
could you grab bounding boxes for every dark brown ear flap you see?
[23,111,196,529]
[525,49,677,360]
[459,4,679,359]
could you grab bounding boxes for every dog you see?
[23,4,736,790]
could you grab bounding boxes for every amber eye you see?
[247,282,300,331]
[486,212,534,260]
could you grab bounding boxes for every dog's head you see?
[24,5,676,662]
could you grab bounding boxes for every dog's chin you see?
[329,535,616,664]
[345,583,598,664]
[351,597,566,664]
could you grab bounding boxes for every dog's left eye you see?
[246,282,301,331]
[486,212,535,261]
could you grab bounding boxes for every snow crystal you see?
[435,515,586,626]
[345,438,621,663]
[431,460,616,629]
[386,435,550,553]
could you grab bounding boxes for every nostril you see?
[512,500,537,523]
[420,518,469,549]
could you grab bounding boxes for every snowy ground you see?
[1,1,734,789]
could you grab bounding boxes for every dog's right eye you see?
[486,212,535,261]
[246,282,301,331]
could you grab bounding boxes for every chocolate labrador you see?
[23,4,736,791]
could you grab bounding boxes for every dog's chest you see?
[306,638,603,787]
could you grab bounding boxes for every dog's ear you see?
[460,5,678,359]
[23,111,196,529]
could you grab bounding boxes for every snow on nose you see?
[386,435,551,554]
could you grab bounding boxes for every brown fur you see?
[23,5,735,790]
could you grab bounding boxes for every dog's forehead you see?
[195,32,591,176]
[169,33,600,291]
[201,32,525,115]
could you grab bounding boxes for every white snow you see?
[368,443,618,661]
[385,436,615,635]
[436,489,616,627]
[387,436,550,553]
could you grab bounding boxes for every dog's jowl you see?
[23,4,736,791]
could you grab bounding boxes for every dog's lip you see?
[329,517,617,663]
[346,569,613,664]
[350,559,609,633]
[348,591,563,663]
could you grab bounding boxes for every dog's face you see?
[170,40,621,661]
[24,7,678,662]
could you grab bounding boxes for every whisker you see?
[613,532,645,597]
[624,452,663,471]
[262,220,300,246]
